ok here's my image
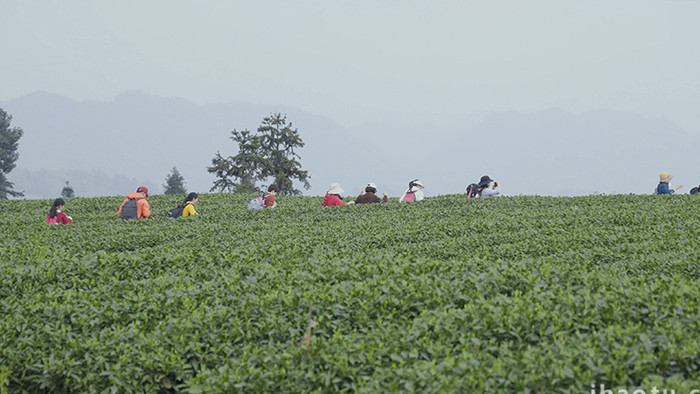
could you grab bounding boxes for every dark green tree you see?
[208,130,262,194]
[163,166,187,195]
[208,113,310,195]
[61,181,75,198]
[0,108,24,200]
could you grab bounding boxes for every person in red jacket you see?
[118,186,151,219]
[47,198,72,224]
[322,183,355,207]
[263,184,279,208]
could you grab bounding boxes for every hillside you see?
[2,91,699,198]
[9,168,145,200]
[1,91,388,197]
[1,194,698,392]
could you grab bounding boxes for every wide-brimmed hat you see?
[478,175,494,187]
[137,186,150,197]
[327,183,344,195]
[412,179,424,188]
[659,171,673,183]
[367,182,377,189]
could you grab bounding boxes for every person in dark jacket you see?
[355,183,388,204]
[478,175,501,198]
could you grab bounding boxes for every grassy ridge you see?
[0,194,699,392]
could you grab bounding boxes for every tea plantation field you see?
[0,193,698,393]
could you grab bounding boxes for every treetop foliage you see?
[208,113,310,195]
[163,166,187,195]
[61,181,75,198]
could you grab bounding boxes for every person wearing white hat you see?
[355,182,388,204]
[400,179,425,202]
[656,171,683,195]
[322,183,355,207]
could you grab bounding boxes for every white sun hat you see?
[327,183,344,195]
[367,182,377,189]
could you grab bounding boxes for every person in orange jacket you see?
[118,186,151,219]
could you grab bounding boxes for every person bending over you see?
[119,186,151,219]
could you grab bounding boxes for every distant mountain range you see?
[427,108,699,195]
[2,91,698,198]
[2,91,387,198]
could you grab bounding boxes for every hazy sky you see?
[2,0,700,132]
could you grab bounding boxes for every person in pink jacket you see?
[322,183,355,207]
[46,198,72,224]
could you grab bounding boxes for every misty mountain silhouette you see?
[2,91,386,197]
[428,108,699,195]
[3,91,698,198]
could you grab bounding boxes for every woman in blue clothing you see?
[656,171,683,195]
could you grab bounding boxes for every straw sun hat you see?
[659,172,673,183]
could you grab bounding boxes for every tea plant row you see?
[0,194,698,392]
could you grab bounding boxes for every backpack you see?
[465,183,481,198]
[166,203,186,218]
[121,197,142,220]
[247,193,270,210]
[401,191,416,202]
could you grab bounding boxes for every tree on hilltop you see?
[61,181,75,198]
[163,167,187,195]
[208,113,310,195]
[0,108,24,199]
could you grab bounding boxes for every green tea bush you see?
[0,193,698,392]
